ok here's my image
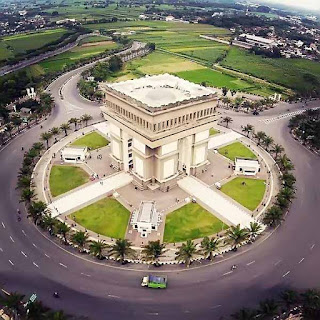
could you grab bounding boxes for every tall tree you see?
[89,240,108,260]
[231,308,257,320]
[262,135,274,151]
[263,206,283,226]
[109,239,136,264]
[272,144,284,160]
[200,236,221,261]
[222,116,233,128]
[20,188,36,204]
[60,123,70,136]
[40,131,53,149]
[142,240,167,265]
[254,131,266,145]
[0,292,25,319]
[71,231,89,252]
[81,114,93,127]
[226,224,249,251]
[242,124,254,137]
[259,299,278,318]
[68,118,79,131]
[175,240,198,267]
[247,221,263,241]
[55,222,71,245]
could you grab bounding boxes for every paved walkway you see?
[48,172,132,217]
[178,176,255,228]
[208,131,242,149]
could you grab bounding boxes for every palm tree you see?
[32,142,45,153]
[109,239,136,264]
[222,116,233,128]
[272,144,284,160]
[259,299,278,318]
[17,176,32,189]
[280,289,299,310]
[0,292,25,319]
[221,96,231,107]
[231,308,257,320]
[142,240,167,265]
[262,135,274,151]
[89,240,108,259]
[279,187,295,202]
[18,164,33,177]
[20,188,36,204]
[60,123,70,136]
[200,236,221,261]
[28,201,49,225]
[55,222,71,245]
[71,231,89,252]
[40,131,53,149]
[278,154,294,172]
[42,214,57,233]
[263,206,283,227]
[50,127,60,139]
[247,221,263,241]
[26,300,49,319]
[226,224,249,251]
[11,115,23,133]
[254,131,266,145]
[5,123,14,139]
[45,310,70,320]
[175,240,198,267]
[68,117,79,131]
[301,289,320,319]
[81,114,93,127]
[242,124,254,137]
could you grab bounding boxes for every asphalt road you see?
[0,61,319,319]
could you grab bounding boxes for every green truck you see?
[141,275,167,289]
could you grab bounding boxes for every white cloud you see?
[264,0,320,11]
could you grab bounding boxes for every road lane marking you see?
[81,272,91,277]
[33,262,39,268]
[0,248,3,252]
[59,263,68,268]
[10,236,14,243]
[107,294,120,299]
[22,230,27,236]
[2,222,5,228]
[8,260,14,266]
[21,251,27,258]
[45,253,50,258]
[147,313,159,316]
[211,305,222,309]
[32,243,38,248]
[246,260,255,266]
[223,271,233,276]
[282,271,290,278]
[274,260,282,266]
[310,244,315,250]
[299,258,305,264]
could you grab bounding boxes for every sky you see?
[262,0,320,12]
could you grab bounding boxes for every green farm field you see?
[0,28,70,63]
[35,41,118,73]
[221,47,320,94]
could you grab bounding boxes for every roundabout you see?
[0,60,319,319]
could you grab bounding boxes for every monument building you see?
[100,74,219,191]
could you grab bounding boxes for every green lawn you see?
[70,198,130,239]
[71,132,109,150]
[49,165,89,197]
[220,177,266,211]
[218,142,257,161]
[163,203,228,243]
[210,128,219,136]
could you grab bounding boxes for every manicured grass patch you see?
[210,128,219,136]
[163,203,228,243]
[70,198,130,239]
[220,177,266,211]
[71,132,109,150]
[49,165,89,197]
[218,142,256,161]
